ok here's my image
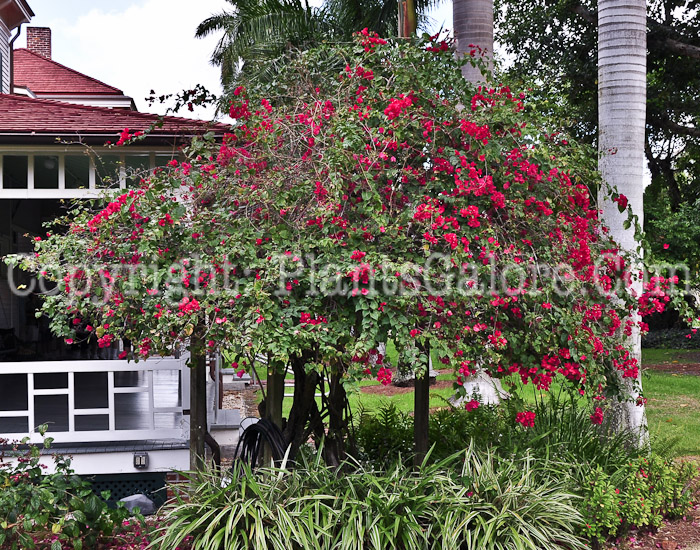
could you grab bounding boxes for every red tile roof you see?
[13,49,126,95]
[0,94,229,139]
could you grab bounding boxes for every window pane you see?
[75,372,108,409]
[3,155,28,189]
[0,417,28,433]
[125,155,150,185]
[0,374,27,410]
[75,415,109,431]
[65,155,90,189]
[95,154,122,187]
[115,393,149,430]
[154,154,175,168]
[34,395,69,432]
[35,372,68,389]
[34,155,59,189]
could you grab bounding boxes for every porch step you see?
[221,369,252,381]
[211,409,241,430]
[221,371,253,391]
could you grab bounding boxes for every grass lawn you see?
[645,370,700,456]
[273,348,700,456]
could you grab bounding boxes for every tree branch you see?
[568,1,700,61]
[569,1,596,25]
[663,37,700,60]
[649,115,700,138]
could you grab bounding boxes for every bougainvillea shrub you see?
[8,32,699,458]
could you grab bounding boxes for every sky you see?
[18,0,453,120]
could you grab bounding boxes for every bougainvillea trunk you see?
[323,366,350,467]
[598,0,647,439]
[413,343,430,467]
[413,369,430,467]
[266,362,285,429]
[283,354,322,461]
[189,346,208,471]
[453,0,493,81]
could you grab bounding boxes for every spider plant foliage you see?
[196,0,442,88]
[152,445,587,550]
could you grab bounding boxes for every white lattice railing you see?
[0,357,189,444]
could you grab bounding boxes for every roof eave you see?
[0,0,33,30]
[0,131,225,146]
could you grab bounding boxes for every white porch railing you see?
[0,357,190,444]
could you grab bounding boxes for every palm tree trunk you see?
[598,0,647,439]
[453,0,493,81]
[398,0,417,38]
[453,0,504,406]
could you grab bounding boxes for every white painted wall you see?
[3,448,190,475]
[0,20,10,94]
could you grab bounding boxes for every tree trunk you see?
[453,0,501,405]
[397,0,417,38]
[266,360,285,429]
[453,0,494,82]
[282,353,321,460]
[189,348,208,471]
[413,367,430,467]
[598,0,647,440]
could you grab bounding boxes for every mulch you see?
[611,501,700,550]
[645,363,700,376]
[359,378,454,396]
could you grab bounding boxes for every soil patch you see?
[360,379,454,396]
[610,504,700,550]
[647,361,700,376]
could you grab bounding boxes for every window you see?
[34,156,59,189]
[95,155,123,187]
[0,149,180,195]
[125,155,150,185]
[3,156,28,189]
[65,155,90,189]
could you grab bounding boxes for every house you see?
[0,1,238,504]
[12,28,136,110]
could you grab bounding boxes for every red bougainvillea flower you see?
[515,411,536,428]
[612,193,628,210]
[377,366,393,386]
[590,407,604,425]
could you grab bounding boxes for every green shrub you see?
[153,446,586,550]
[353,399,696,547]
[354,401,503,464]
[0,428,138,550]
[428,403,502,460]
[582,455,695,543]
[353,403,413,466]
[642,328,700,349]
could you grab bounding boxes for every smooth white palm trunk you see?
[454,0,493,81]
[598,0,647,438]
[452,0,505,405]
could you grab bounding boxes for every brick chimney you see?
[26,27,52,60]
